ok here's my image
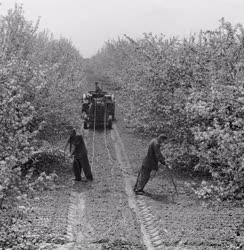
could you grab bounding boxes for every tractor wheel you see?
[88,121,94,130]
[84,121,88,129]
[112,112,116,121]
[108,119,112,129]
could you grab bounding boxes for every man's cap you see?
[158,133,167,140]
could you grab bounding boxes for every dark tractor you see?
[82,90,115,129]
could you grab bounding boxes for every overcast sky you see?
[1,0,244,58]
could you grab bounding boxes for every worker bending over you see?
[134,134,167,195]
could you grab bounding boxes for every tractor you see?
[81,90,115,129]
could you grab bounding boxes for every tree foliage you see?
[0,4,84,248]
[90,19,244,200]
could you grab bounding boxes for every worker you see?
[134,134,167,195]
[95,82,102,92]
[64,129,76,153]
[65,129,93,181]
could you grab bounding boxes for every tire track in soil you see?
[112,124,188,250]
[62,190,99,250]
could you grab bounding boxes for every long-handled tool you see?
[165,165,179,196]
[160,164,179,197]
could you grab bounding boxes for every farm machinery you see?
[81,90,115,129]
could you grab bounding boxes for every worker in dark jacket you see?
[65,130,93,181]
[64,129,76,153]
[134,134,167,195]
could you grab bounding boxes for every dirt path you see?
[54,122,197,250]
[49,118,243,250]
[55,126,145,250]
